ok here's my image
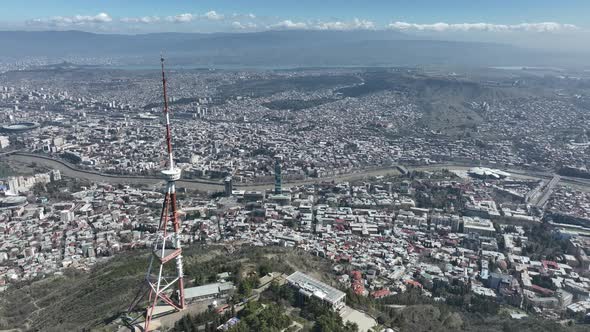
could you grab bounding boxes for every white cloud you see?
[388,21,578,33]
[120,16,161,24]
[314,18,375,31]
[87,13,112,23]
[232,13,256,19]
[164,11,226,23]
[166,13,195,23]
[232,21,258,30]
[204,10,224,21]
[269,18,375,31]
[29,12,113,26]
[516,22,578,32]
[269,20,308,30]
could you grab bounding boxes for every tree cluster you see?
[299,298,359,332]
[173,310,233,332]
[229,301,292,332]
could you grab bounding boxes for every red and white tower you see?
[127,56,185,331]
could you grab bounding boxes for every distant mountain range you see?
[0,30,586,68]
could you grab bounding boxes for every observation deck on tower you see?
[153,248,182,264]
[161,168,181,181]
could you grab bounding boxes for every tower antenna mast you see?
[126,56,186,331]
[161,55,175,170]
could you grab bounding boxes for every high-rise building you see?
[7,177,19,194]
[224,176,233,197]
[50,170,61,182]
[575,128,589,144]
[0,136,10,149]
[274,156,283,195]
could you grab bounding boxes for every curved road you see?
[6,152,590,192]
[5,153,401,192]
[6,153,226,191]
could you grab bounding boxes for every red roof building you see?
[404,279,423,289]
[371,289,391,299]
[351,270,366,296]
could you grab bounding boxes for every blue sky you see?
[1,0,588,36]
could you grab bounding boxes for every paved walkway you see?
[340,305,377,332]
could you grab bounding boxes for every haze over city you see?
[1,0,590,53]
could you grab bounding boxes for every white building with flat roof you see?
[463,217,496,237]
[0,136,9,149]
[286,271,346,311]
[184,282,234,303]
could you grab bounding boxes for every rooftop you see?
[286,271,345,305]
[184,282,234,299]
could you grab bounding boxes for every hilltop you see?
[0,245,333,331]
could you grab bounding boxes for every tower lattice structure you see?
[127,57,185,331]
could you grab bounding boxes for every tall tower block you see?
[224,176,233,197]
[127,57,186,331]
[274,156,283,195]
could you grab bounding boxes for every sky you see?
[1,0,589,50]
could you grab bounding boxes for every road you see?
[340,306,377,332]
[528,175,561,207]
[5,152,590,192]
[4,152,400,192]
[5,153,226,192]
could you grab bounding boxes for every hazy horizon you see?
[1,0,589,53]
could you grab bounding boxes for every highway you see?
[5,152,590,193]
[4,152,401,192]
[525,175,562,208]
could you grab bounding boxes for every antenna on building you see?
[125,56,186,331]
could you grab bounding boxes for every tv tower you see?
[126,56,185,331]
